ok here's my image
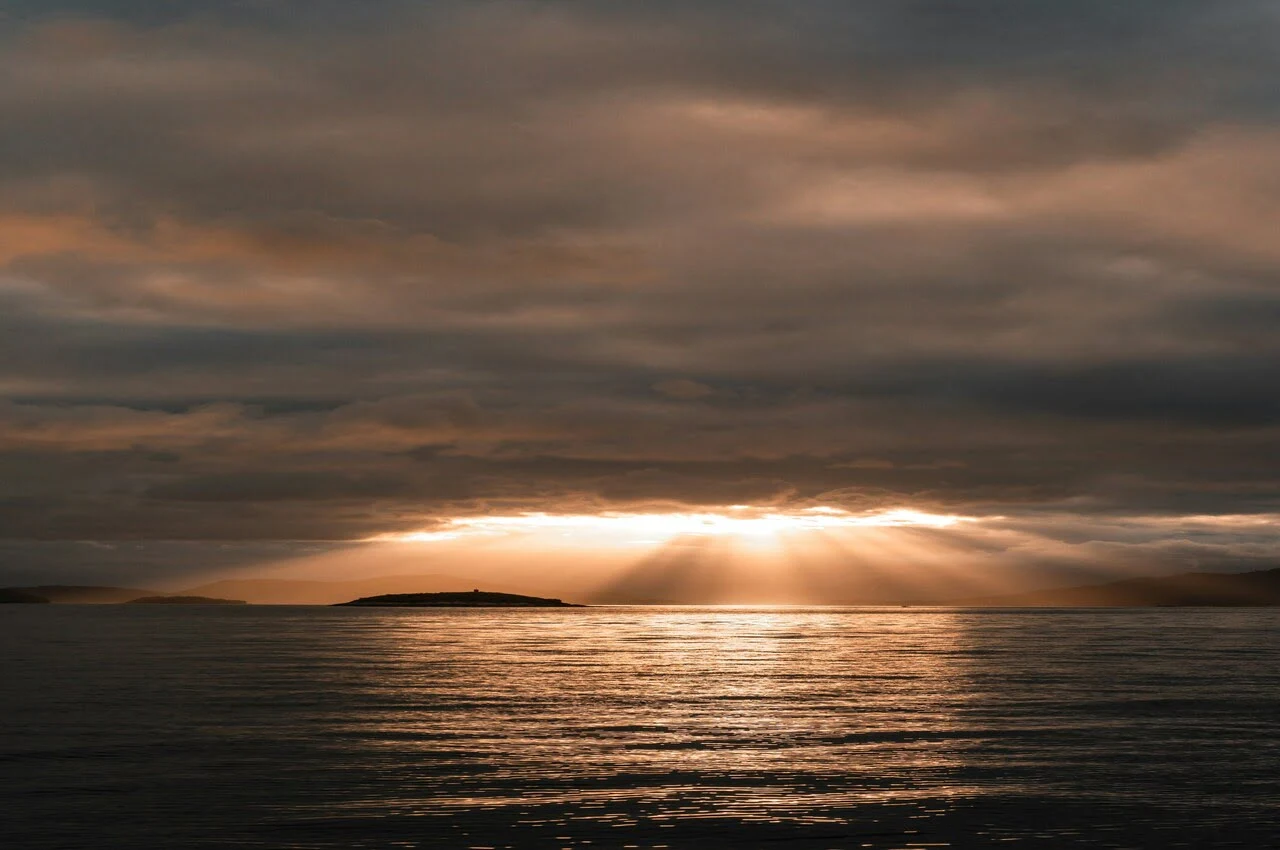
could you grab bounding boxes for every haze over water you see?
[5,606,1279,848]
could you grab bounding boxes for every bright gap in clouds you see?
[369,506,979,546]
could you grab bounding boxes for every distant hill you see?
[127,595,247,605]
[336,591,583,608]
[953,567,1280,607]
[176,574,530,605]
[3,585,161,604]
[0,588,50,603]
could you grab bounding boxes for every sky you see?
[2,1,1280,597]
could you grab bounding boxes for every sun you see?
[368,506,976,547]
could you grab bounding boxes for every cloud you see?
[0,1,1279,585]
[652,379,715,400]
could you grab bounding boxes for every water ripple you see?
[2,606,1279,848]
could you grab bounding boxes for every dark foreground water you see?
[3,606,1279,849]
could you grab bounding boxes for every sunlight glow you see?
[368,506,978,545]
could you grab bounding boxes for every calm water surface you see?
[3,606,1279,848]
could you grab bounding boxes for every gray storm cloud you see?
[2,1,1279,583]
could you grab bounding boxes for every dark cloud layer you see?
[3,1,1280,583]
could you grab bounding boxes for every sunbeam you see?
[369,506,979,546]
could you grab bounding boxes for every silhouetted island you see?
[0,588,50,603]
[173,574,534,605]
[336,590,583,607]
[126,596,248,605]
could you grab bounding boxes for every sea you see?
[3,606,1279,849]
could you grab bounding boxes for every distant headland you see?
[0,588,50,603]
[335,590,584,608]
[1,585,160,604]
[950,567,1280,607]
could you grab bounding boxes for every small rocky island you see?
[335,590,583,607]
[126,595,248,605]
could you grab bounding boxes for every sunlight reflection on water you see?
[3,606,1280,848]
